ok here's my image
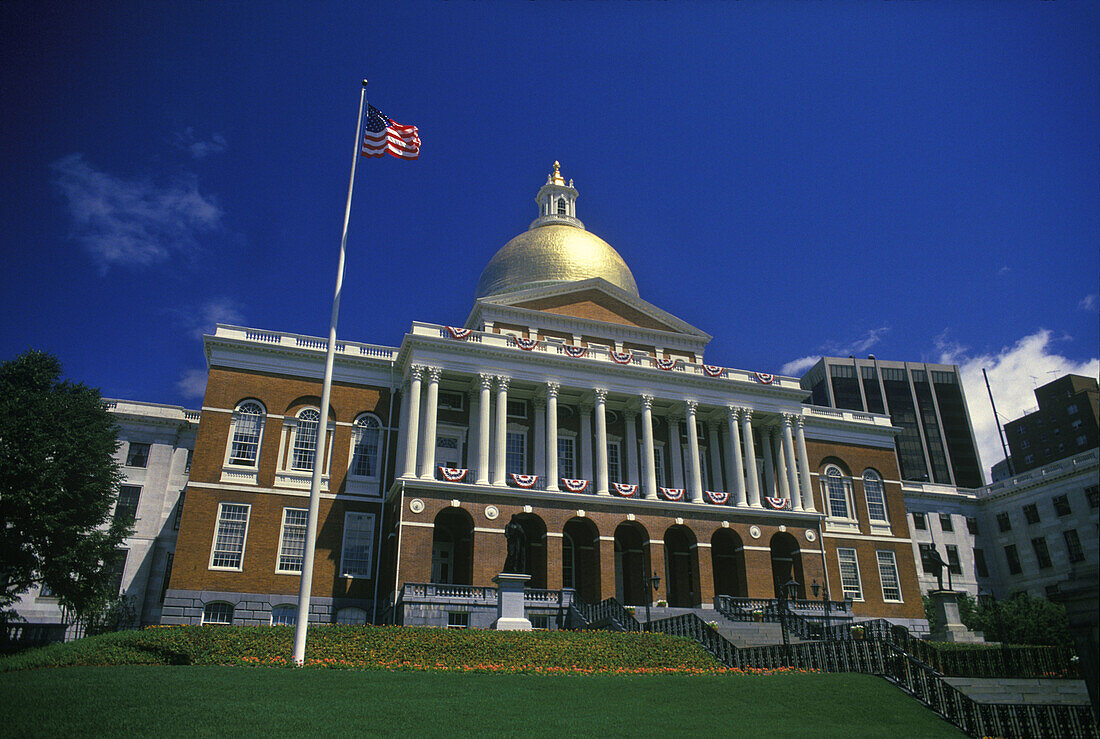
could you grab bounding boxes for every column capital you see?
[407,364,424,382]
[781,412,795,426]
[727,405,741,421]
[425,366,442,383]
[593,388,608,403]
[478,372,494,391]
[495,375,511,391]
[685,399,698,415]
[795,415,806,429]
[546,380,560,398]
[739,407,753,422]
[640,394,654,410]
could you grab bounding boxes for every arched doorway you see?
[514,513,548,589]
[711,528,747,598]
[562,517,601,603]
[431,508,473,585]
[769,532,805,599]
[614,522,650,605]
[664,525,700,607]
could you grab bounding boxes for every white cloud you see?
[188,298,245,339]
[173,128,228,159]
[1078,294,1099,311]
[780,355,821,377]
[51,153,221,270]
[177,368,209,399]
[937,329,1099,483]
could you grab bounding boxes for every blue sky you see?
[2,1,1097,479]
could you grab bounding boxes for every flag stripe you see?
[361,104,420,160]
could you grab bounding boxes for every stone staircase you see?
[644,606,810,647]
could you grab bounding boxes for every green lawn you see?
[1,666,964,737]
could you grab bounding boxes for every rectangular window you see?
[506,432,526,475]
[863,476,888,523]
[1031,537,1052,569]
[1023,503,1040,524]
[160,552,174,603]
[557,436,575,480]
[653,447,665,488]
[836,548,863,600]
[210,503,250,570]
[966,517,978,535]
[126,442,150,468]
[1020,439,1031,449]
[1024,454,1034,465]
[115,485,141,525]
[824,472,851,519]
[945,545,962,574]
[1052,495,1071,517]
[340,512,375,578]
[996,512,1012,532]
[1004,544,1022,575]
[912,512,926,530]
[276,508,309,573]
[173,491,185,530]
[506,400,527,419]
[876,550,902,602]
[918,543,938,574]
[938,514,953,532]
[184,449,193,473]
[1087,485,1099,509]
[110,549,128,596]
[1067,403,1078,415]
[607,441,621,483]
[438,391,464,411]
[447,612,469,629]
[1072,419,1083,430]
[974,548,989,578]
[291,417,318,471]
[530,615,550,630]
[1063,529,1085,563]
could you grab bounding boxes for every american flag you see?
[361,104,420,160]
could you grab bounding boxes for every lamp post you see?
[641,570,661,631]
[811,579,832,638]
[779,576,799,665]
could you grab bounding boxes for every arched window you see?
[822,466,851,520]
[335,607,367,625]
[862,469,888,523]
[562,532,576,589]
[350,414,382,478]
[270,604,297,626]
[202,601,234,626]
[556,197,567,215]
[228,400,265,466]
[291,409,320,471]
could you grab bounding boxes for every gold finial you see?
[550,160,565,185]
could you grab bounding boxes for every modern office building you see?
[1003,374,1099,476]
[800,357,985,488]
[162,164,926,630]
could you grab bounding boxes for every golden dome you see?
[475,224,639,299]
[475,163,639,299]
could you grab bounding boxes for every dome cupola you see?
[475,162,639,299]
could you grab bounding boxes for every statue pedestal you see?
[927,590,984,643]
[493,573,532,631]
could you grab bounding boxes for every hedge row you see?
[0,625,736,674]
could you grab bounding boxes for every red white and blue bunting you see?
[612,482,638,497]
[561,478,589,493]
[514,337,539,351]
[610,350,633,365]
[445,326,473,340]
[509,473,539,489]
[753,372,775,385]
[439,467,468,482]
[654,358,677,371]
[703,365,725,378]
[764,496,791,510]
[563,345,588,358]
[705,490,730,505]
[658,487,685,501]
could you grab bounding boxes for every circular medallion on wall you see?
[805,529,817,542]
[484,505,499,520]
[749,525,761,539]
[409,498,425,514]
[778,524,787,533]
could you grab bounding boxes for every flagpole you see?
[293,79,369,666]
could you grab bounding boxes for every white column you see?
[741,409,761,507]
[418,367,441,479]
[762,427,778,497]
[533,395,546,484]
[624,410,639,485]
[467,387,479,474]
[781,414,803,511]
[795,417,816,512]
[773,428,790,500]
[546,382,560,492]
[708,420,724,491]
[725,407,746,506]
[669,413,685,488]
[594,389,610,495]
[476,374,492,485]
[641,395,657,499]
[401,366,422,478]
[579,402,593,482]
[492,376,510,486]
[686,401,703,503]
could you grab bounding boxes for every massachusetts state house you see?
[164,163,924,630]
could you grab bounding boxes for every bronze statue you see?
[503,514,527,574]
[927,546,951,591]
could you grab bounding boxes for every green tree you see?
[0,350,128,630]
[973,592,1072,648]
